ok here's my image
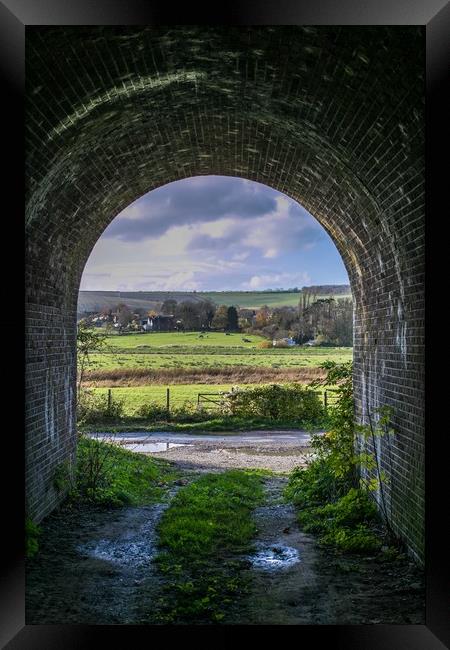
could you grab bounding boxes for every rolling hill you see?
[77,286,351,315]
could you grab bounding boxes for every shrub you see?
[135,401,170,421]
[77,389,125,424]
[284,458,349,507]
[320,525,381,553]
[171,402,212,423]
[293,487,381,553]
[135,400,212,424]
[221,383,324,424]
[309,360,356,487]
[285,362,387,554]
[73,434,171,506]
[26,518,41,559]
[52,460,73,493]
[75,435,117,500]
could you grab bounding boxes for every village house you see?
[140,314,177,332]
[272,337,297,347]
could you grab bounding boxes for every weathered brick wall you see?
[25,26,425,561]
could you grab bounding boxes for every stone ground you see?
[26,432,425,625]
[96,430,314,473]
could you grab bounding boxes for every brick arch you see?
[25,26,424,562]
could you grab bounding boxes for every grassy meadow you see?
[102,331,263,349]
[79,330,352,430]
[88,332,352,373]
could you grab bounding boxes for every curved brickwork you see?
[25,27,425,561]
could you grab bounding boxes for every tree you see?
[115,303,133,328]
[211,304,229,330]
[226,306,239,331]
[198,300,216,329]
[161,299,177,315]
[175,301,200,330]
[298,288,317,314]
[254,305,271,329]
[76,323,107,398]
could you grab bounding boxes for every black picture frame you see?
[3,0,447,647]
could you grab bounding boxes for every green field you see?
[85,331,352,376]
[104,331,264,349]
[89,384,254,414]
[89,349,352,371]
[80,331,351,428]
[202,292,310,308]
[88,383,332,416]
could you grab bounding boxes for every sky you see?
[80,176,349,292]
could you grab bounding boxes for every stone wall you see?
[25,26,425,561]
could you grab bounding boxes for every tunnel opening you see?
[75,173,353,469]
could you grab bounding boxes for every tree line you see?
[245,296,353,346]
[79,293,353,346]
[81,299,240,333]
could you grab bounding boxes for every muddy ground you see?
[98,430,313,473]
[26,434,425,625]
[225,477,424,625]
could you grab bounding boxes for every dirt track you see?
[26,431,425,625]
[114,430,313,473]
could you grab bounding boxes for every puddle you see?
[77,537,156,568]
[248,544,300,571]
[76,505,168,569]
[120,442,185,453]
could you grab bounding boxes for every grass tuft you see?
[153,469,266,623]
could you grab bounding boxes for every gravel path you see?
[26,441,424,625]
[145,443,311,472]
[93,430,315,473]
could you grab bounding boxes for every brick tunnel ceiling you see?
[26,26,424,298]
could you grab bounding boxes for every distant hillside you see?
[77,286,352,315]
[301,284,351,295]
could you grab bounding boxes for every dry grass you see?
[82,366,326,387]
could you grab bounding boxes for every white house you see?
[273,337,297,347]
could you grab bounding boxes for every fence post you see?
[324,390,328,412]
[166,387,170,414]
[108,389,112,414]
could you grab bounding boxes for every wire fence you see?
[98,386,340,415]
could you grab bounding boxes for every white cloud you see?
[244,271,312,290]
[80,176,347,292]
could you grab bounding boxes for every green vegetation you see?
[153,470,266,623]
[224,383,324,424]
[101,331,264,349]
[77,329,352,432]
[77,389,126,425]
[25,517,41,559]
[87,346,352,371]
[203,290,316,308]
[285,361,399,555]
[83,384,245,414]
[52,460,73,493]
[79,383,330,433]
[286,478,382,553]
[71,435,178,507]
[76,322,108,396]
